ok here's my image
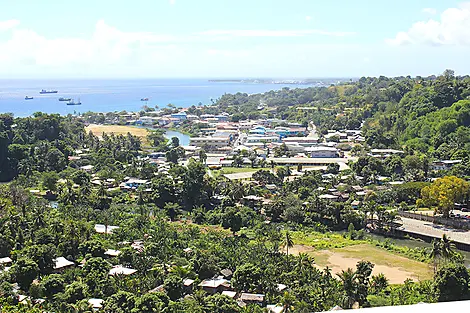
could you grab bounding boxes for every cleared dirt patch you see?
[310,244,433,284]
[86,124,149,144]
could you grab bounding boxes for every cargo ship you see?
[66,98,81,105]
[59,97,72,101]
[40,89,58,94]
[25,96,33,100]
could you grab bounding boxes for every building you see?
[104,249,121,257]
[88,298,104,310]
[139,116,158,126]
[170,112,187,120]
[267,157,350,167]
[215,115,229,122]
[370,149,404,158]
[431,160,462,171]
[53,257,75,271]
[109,265,137,276]
[324,131,348,141]
[94,224,119,234]
[199,277,231,294]
[239,293,265,305]
[305,146,339,158]
[190,137,231,148]
[245,136,279,144]
[282,136,318,146]
[122,178,150,189]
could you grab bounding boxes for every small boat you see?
[40,89,58,94]
[141,98,149,101]
[66,98,81,105]
[59,97,72,101]
[25,96,33,100]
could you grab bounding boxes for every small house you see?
[239,293,265,305]
[109,265,137,276]
[88,298,104,311]
[53,257,75,272]
[199,277,231,294]
[183,278,195,294]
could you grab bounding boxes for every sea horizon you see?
[0,78,349,117]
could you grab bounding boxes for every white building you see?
[245,136,279,144]
[282,136,318,146]
[190,137,231,148]
[305,146,339,158]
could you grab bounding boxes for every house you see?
[222,291,237,298]
[319,194,340,201]
[104,249,121,257]
[282,136,318,146]
[239,293,265,305]
[109,265,137,276]
[431,160,462,171]
[245,136,279,144]
[351,200,361,209]
[369,149,404,158]
[88,298,104,310]
[267,157,349,168]
[80,165,94,172]
[183,278,195,294]
[171,112,187,120]
[215,115,229,122]
[199,277,231,294]
[94,224,119,234]
[190,137,231,148]
[305,146,339,158]
[53,257,74,271]
[139,116,158,126]
[124,178,150,189]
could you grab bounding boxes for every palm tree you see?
[440,234,455,261]
[370,273,389,294]
[283,231,294,269]
[430,239,442,273]
[337,268,356,309]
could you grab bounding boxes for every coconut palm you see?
[440,234,454,261]
[430,239,442,273]
[370,273,389,294]
[283,231,294,269]
[337,268,357,309]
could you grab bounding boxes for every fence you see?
[398,210,470,230]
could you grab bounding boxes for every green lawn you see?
[217,167,260,174]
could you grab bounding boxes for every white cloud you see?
[422,8,437,15]
[0,20,186,70]
[305,16,312,21]
[199,29,355,37]
[387,3,470,46]
[0,19,20,31]
[169,0,175,4]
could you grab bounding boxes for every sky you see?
[0,0,470,78]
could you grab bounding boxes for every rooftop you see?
[109,265,137,276]
[53,257,74,270]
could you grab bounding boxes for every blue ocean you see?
[0,79,314,117]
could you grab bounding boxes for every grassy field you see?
[86,124,150,144]
[217,167,260,174]
[309,244,433,283]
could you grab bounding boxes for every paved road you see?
[398,217,470,245]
